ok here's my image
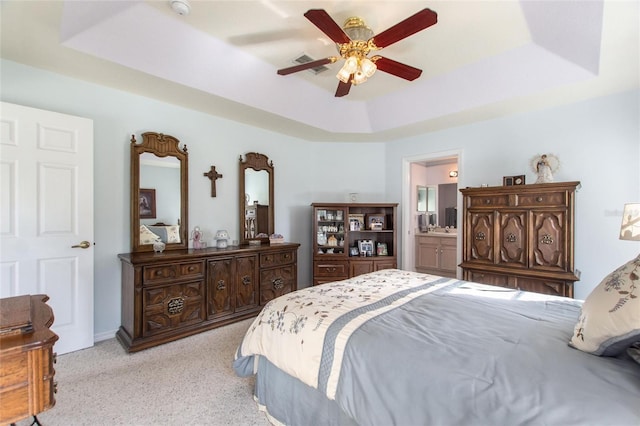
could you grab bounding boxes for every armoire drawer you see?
[517,191,566,207]
[466,194,509,208]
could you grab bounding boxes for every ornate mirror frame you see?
[130,132,189,252]
[239,152,274,245]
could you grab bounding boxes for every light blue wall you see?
[2,59,638,339]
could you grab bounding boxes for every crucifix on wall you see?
[203,165,223,197]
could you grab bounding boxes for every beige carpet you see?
[15,318,269,426]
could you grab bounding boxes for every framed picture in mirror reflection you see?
[139,188,156,219]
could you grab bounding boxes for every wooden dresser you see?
[0,295,58,425]
[117,243,299,352]
[460,182,580,297]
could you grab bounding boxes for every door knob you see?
[71,241,91,249]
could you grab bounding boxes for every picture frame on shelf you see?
[357,239,374,256]
[349,214,365,231]
[317,209,327,221]
[139,188,156,219]
[366,214,385,230]
[503,175,526,186]
[376,242,388,256]
[349,246,359,257]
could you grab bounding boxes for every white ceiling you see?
[1,0,638,142]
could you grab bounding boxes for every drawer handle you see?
[536,196,543,202]
[541,234,554,245]
[272,278,284,289]
[188,266,196,272]
[283,254,290,259]
[217,280,226,290]
[242,276,252,286]
[484,199,491,204]
[155,269,175,278]
[167,297,185,315]
[475,232,486,241]
[505,233,517,243]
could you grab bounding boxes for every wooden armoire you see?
[459,181,580,297]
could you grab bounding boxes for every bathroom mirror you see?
[239,152,274,244]
[417,185,437,212]
[130,132,188,252]
[417,186,428,212]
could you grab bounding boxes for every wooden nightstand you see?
[0,295,58,425]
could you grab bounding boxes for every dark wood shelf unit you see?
[311,203,398,285]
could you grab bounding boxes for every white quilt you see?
[235,269,453,399]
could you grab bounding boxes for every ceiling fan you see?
[277,8,438,97]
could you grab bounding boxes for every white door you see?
[0,102,94,354]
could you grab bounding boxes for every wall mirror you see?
[130,132,188,252]
[239,152,274,244]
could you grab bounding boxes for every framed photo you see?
[139,188,156,219]
[349,246,360,257]
[376,242,388,256]
[366,214,385,230]
[349,214,365,231]
[503,175,526,186]
[357,239,374,256]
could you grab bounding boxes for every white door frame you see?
[401,149,463,274]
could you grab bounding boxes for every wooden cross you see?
[203,165,223,197]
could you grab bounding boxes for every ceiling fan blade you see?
[304,9,351,44]
[277,57,336,76]
[335,79,352,97]
[371,8,437,48]
[374,57,423,81]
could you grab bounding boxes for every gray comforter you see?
[234,270,640,425]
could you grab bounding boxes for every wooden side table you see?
[0,295,58,425]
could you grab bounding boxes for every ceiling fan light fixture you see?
[352,70,367,85]
[360,57,377,78]
[336,67,351,83]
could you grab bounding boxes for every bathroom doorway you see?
[401,150,461,273]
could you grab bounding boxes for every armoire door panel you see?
[497,211,527,267]
[468,211,494,264]
[531,211,566,271]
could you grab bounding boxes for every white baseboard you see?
[94,329,118,343]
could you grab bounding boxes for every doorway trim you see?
[401,149,463,273]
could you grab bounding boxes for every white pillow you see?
[148,225,181,243]
[570,254,640,356]
[140,225,161,245]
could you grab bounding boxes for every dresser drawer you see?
[517,191,566,207]
[0,353,27,387]
[143,261,204,284]
[467,194,509,208]
[142,280,205,337]
[260,250,296,268]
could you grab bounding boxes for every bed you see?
[233,268,640,425]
